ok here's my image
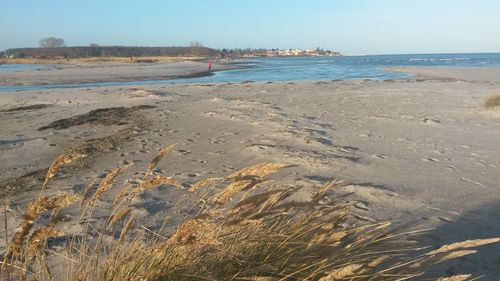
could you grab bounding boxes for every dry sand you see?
[0,60,237,85]
[1,65,500,278]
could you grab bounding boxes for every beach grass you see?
[485,94,500,109]
[1,146,499,280]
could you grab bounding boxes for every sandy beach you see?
[0,60,237,85]
[1,65,500,278]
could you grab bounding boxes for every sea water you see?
[1,53,500,92]
[182,53,500,83]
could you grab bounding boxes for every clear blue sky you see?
[1,0,500,54]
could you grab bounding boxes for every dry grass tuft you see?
[438,250,478,262]
[5,195,78,260]
[122,176,183,202]
[80,179,95,206]
[214,179,258,205]
[42,151,86,189]
[143,144,176,179]
[108,208,132,228]
[227,163,292,180]
[2,147,499,281]
[213,163,289,205]
[319,264,364,281]
[188,177,223,193]
[485,94,500,109]
[88,165,128,204]
[27,227,64,258]
[119,214,137,242]
[426,238,500,255]
[137,176,182,193]
[437,275,472,281]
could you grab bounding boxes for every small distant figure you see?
[208,60,212,71]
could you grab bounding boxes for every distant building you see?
[217,48,341,58]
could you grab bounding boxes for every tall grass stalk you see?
[1,145,498,280]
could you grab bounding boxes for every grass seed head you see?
[227,163,291,180]
[108,208,132,228]
[130,176,182,199]
[143,144,176,179]
[319,264,364,281]
[89,165,128,204]
[426,238,500,255]
[214,179,258,205]
[188,177,223,193]
[437,275,472,281]
[119,214,137,242]
[27,227,64,258]
[42,152,86,188]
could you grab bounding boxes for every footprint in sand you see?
[177,149,191,155]
[420,157,440,162]
[209,138,226,144]
[422,118,441,125]
[224,132,239,136]
[175,173,199,179]
[438,216,455,222]
[431,149,446,155]
[354,202,371,211]
[332,146,357,153]
[460,177,483,187]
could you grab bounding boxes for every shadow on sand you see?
[419,201,500,280]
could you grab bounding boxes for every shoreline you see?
[3,56,500,90]
[0,60,240,87]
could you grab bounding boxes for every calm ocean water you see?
[1,53,500,91]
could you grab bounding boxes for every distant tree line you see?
[5,46,216,59]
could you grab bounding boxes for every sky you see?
[1,0,500,55]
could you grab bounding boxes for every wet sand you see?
[1,66,500,278]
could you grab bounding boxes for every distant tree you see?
[89,43,99,47]
[39,37,65,48]
[189,41,204,47]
